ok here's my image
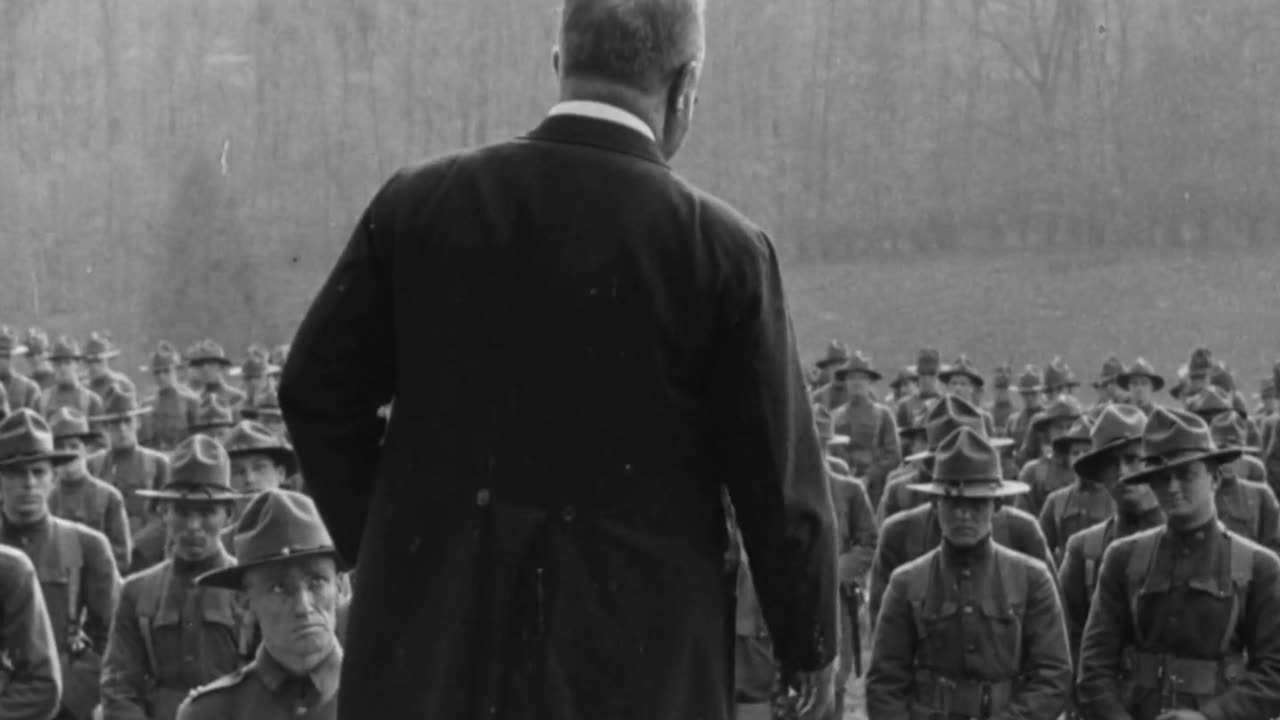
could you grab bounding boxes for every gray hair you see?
[559,0,706,92]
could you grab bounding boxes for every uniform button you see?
[562,506,576,523]
[963,604,974,614]
[295,707,307,716]
[475,489,491,507]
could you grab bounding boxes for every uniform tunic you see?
[865,538,1072,720]
[49,472,132,571]
[833,395,901,507]
[1010,404,1045,469]
[0,515,120,720]
[39,383,103,422]
[176,644,341,720]
[869,502,1054,628]
[90,372,138,401]
[101,550,247,720]
[30,367,56,392]
[89,446,171,572]
[0,544,62,720]
[1016,458,1076,519]
[139,387,201,452]
[1038,481,1115,564]
[2,371,44,413]
[895,390,940,431]
[1214,473,1280,552]
[1078,520,1280,720]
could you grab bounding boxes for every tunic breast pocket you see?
[977,597,1025,673]
[912,599,960,660]
[1179,577,1237,650]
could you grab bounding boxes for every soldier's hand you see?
[1156,711,1208,720]
[779,660,835,719]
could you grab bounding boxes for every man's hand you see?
[778,661,836,719]
[1156,711,1207,720]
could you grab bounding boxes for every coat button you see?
[562,506,576,523]
[963,605,974,614]
[475,489,490,507]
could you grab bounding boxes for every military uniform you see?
[895,349,942,431]
[833,394,901,507]
[101,549,248,720]
[0,326,42,413]
[23,328,57,392]
[139,344,201,452]
[0,543,63,719]
[48,475,130,573]
[40,387,104,425]
[186,341,247,411]
[1036,417,1114,563]
[176,645,340,720]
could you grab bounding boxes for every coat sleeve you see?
[868,518,904,629]
[1198,549,1280,720]
[105,490,132,573]
[863,570,915,719]
[278,177,401,565]
[81,529,121,652]
[1056,535,1088,668]
[711,230,838,674]
[837,478,877,586]
[1001,561,1072,720]
[99,581,151,720]
[0,552,62,720]
[1075,542,1137,720]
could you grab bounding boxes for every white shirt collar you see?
[547,100,657,143]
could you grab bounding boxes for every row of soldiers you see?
[733,344,1280,720]
[0,332,347,720]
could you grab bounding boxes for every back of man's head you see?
[560,0,706,93]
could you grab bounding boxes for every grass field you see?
[783,245,1280,394]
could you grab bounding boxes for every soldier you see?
[1257,376,1277,422]
[238,390,287,441]
[1057,404,1158,665]
[809,341,851,411]
[1209,412,1268,486]
[177,490,343,720]
[139,343,201,452]
[39,337,104,422]
[0,409,120,720]
[100,435,249,720]
[895,348,942,431]
[185,397,236,445]
[1009,365,1046,471]
[88,382,171,574]
[939,355,998,436]
[830,351,900,508]
[0,326,43,412]
[986,363,1016,437]
[877,396,1014,523]
[1189,386,1262,459]
[1037,415,1112,564]
[83,333,138,401]
[865,428,1072,720]
[1200,411,1280,552]
[0,542,63,719]
[228,350,278,414]
[1017,396,1086,517]
[1076,407,1280,720]
[1117,357,1164,417]
[1042,357,1081,402]
[184,342,246,411]
[224,421,296,497]
[22,328,57,392]
[1179,347,1215,405]
[47,408,131,570]
[887,365,918,407]
[1088,355,1128,419]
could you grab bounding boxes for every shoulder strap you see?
[1126,528,1162,645]
[1221,534,1254,656]
[55,521,84,636]
[135,568,169,675]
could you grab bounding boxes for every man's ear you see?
[669,60,701,112]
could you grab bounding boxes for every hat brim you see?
[89,408,152,423]
[196,547,344,590]
[1122,448,1244,485]
[53,431,104,443]
[0,451,79,469]
[815,358,847,370]
[227,446,298,474]
[83,351,121,361]
[906,436,1013,463]
[836,368,883,382]
[907,479,1030,498]
[186,357,235,367]
[1072,436,1141,475]
[238,408,283,421]
[1116,372,1165,392]
[135,487,244,501]
[938,369,984,388]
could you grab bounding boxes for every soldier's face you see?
[153,368,177,389]
[1187,375,1207,396]
[1127,377,1152,403]
[0,461,54,523]
[1020,390,1040,407]
[947,376,975,402]
[231,455,287,494]
[86,359,108,379]
[246,556,340,667]
[918,374,939,394]
[936,496,997,546]
[844,374,870,395]
[53,437,88,478]
[104,417,138,449]
[1148,458,1218,524]
[194,363,222,385]
[164,500,232,561]
[53,359,77,383]
[1065,441,1090,466]
[1046,418,1075,442]
[899,380,918,397]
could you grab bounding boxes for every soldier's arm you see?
[1198,547,1280,720]
[1253,482,1280,553]
[1002,560,1072,720]
[0,552,62,720]
[1075,542,1138,720]
[837,478,877,585]
[1056,534,1088,668]
[81,529,121,652]
[105,489,133,573]
[868,516,904,629]
[876,408,902,474]
[863,571,916,720]
[99,581,152,720]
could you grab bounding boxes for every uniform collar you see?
[255,640,342,703]
[547,100,656,142]
[524,113,667,168]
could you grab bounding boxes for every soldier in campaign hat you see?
[1117,357,1164,417]
[1016,396,1088,517]
[0,326,43,413]
[810,341,851,411]
[224,421,296,496]
[1088,355,1129,420]
[139,342,202,452]
[239,389,287,440]
[986,363,1016,438]
[46,408,130,570]
[939,355,1000,436]
[0,409,120,720]
[0,541,63,719]
[1203,411,1280,552]
[101,434,249,720]
[830,351,901,508]
[895,348,943,431]
[1009,365,1046,472]
[185,341,246,412]
[178,490,344,720]
[228,348,278,413]
[1078,407,1280,720]
[866,427,1071,720]
[887,366,918,407]
[1037,415,1112,564]
[83,332,137,401]
[1042,357,1081,402]
[22,327,57,392]
[38,336,105,423]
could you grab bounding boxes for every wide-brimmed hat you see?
[1051,417,1093,453]
[1093,356,1126,388]
[185,339,235,367]
[915,348,942,376]
[1029,396,1085,434]
[0,409,78,469]
[1117,357,1165,392]
[82,332,121,361]
[889,366,919,391]
[904,395,1012,462]
[1187,348,1214,378]
[229,353,279,380]
[1042,358,1080,391]
[1122,407,1242,485]
[1209,363,1237,394]
[0,326,28,358]
[48,407,103,444]
[144,341,182,373]
[1073,404,1148,476]
[1208,412,1259,454]
[89,382,152,423]
[189,395,236,432]
[834,350,882,382]
[907,427,1029,499]
[239,390,283,422]
[992,364,1013,391]
[814,341,850,370]
[898,423,928,441]
[1185,387,1234,421]
[197,489,342,590]
[22,328,48,357]
[47,335,83,363]
[223,421,296,474]
[1016,365,1043,394]
[939,355,984,388]
[137,434,242,502]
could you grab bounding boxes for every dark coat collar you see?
[521,114,668,168]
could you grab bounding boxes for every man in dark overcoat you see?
[277,2,840,719]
